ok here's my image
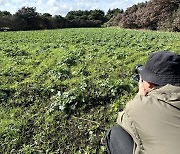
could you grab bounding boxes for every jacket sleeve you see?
[116,95,143,154]
[116,95,141,136]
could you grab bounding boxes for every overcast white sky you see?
[0,0,147,17]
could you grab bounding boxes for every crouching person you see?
[105,51,180,154]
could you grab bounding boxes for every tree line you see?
[106,0,180,32]
[1,0,180,32]
[0,7,122,31]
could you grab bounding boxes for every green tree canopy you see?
[105,8,124,21]
[14,7,40,30]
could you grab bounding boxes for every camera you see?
[134,64,143,82]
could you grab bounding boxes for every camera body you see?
[134,64,143,82]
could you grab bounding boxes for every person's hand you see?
[137,76,148,96]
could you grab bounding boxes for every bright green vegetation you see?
[0,28,180,153]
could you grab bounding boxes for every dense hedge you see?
[0,8,122,31]
[105,0,180,32]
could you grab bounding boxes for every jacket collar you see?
[148,84,180,109]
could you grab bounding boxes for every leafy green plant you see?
[0,28,180,153]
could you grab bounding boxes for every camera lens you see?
[134,74,140,82]
[134,64,143,74]
[134,64,143,82]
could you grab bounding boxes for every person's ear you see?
[142,80,154,90]
[148,82,155,89]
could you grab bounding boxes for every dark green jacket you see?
[117,84,180,154]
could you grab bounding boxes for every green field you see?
[0,28,180,153]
